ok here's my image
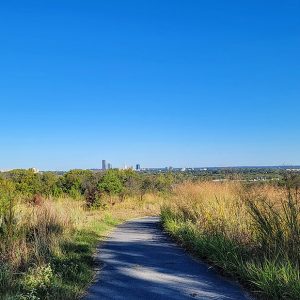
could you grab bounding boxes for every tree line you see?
[0,168,176,208]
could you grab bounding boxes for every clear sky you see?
[0,1,299,170]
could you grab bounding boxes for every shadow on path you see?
[84,217,252,300]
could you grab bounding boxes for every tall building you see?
[102,160,107,170]
[108,163,112,169]
[136,164,141,171]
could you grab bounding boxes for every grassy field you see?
[0,194,161,300]
[161,181,300,299]
[2,169,300,300]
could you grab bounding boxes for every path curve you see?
[84,217,252,300]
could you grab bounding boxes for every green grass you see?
[4,214,120,300]
[161,209,300,300]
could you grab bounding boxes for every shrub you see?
[23,264,54,294]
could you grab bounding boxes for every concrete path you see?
[84,217,251,300]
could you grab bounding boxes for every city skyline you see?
[2,163,299,173]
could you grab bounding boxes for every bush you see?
[23,264,54,295]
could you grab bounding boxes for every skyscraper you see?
[108,163,112,169]
[136,164,141,171]
[102,160,107,170]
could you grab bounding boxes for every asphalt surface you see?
[84,217,252,300]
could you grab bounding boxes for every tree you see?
[6,169,42,196]
[0,178,16,240]
[139,176,153,200]
[41,172,60,197]
[61,169,93,198]
[154,173,174,193]
[119,169,140,200]
[97,170,123,204]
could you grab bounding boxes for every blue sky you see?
[0,1,299,170]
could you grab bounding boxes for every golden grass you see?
[109,193,162,220]
[0,193,161,299]
[161,181,300,299]
[165,181,288,244]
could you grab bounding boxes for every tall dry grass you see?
[0,196,86,297]
[0,191,161,299]
[161,181,300,299]
[109,193,162,220]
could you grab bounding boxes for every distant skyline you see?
[1,1,300,170]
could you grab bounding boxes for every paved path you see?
[84,217,252,300]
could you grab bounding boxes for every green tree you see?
[154,173,174,193]
[61,169,93,198]
[119,169,140,200]
[41,172,61,197]
[0,179,16,240]
[139,176,153,200]
[6,169,42,196]
[98,170,123,204]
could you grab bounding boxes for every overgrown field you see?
[0,169,164,299]
[161,180,300,299]
[2,168,300,299]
